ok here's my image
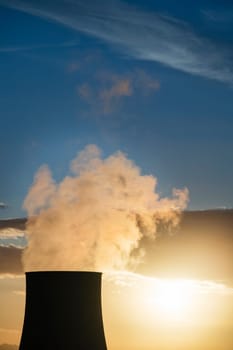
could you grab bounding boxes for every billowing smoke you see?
[23,145,188,272]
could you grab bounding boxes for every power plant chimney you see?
[19,271,107,350]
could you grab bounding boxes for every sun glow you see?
[104,272,232,329]
[143,279,198,323]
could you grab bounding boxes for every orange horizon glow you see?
[0,272,233,349]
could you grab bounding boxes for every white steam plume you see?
[23,145,188,272]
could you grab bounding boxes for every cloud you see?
[201,9,233,23]
[133,69,160,95]
[13,290,25,296]
[0,41,78,53]
[0,246,23,276]
[77,83,92,102]
[22,144,188,272]
[67,61,80,73]
[23,165,56,215]
[1,0,233,83]
[77,70,160,114]
[104,271,233,295]
[77,73,133,114]
[99,77,132,114]
[0,343,18,350]
[0,203,7,210]
[0,218,26,230]
[0,229,25,239]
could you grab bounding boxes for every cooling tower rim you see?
[24,270,102,275]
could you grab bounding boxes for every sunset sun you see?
[143,279,196,322]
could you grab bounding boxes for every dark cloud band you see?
[0,246,23,276]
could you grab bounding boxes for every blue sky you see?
[0,0,233,218]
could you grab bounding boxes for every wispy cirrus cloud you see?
[0,228,25,238]
[0,219,27,250]
[1,0,233,83]
[104,271,233,296]
[0,40,78,53]
[201,8,233,23]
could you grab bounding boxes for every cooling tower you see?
[19,271,107,350]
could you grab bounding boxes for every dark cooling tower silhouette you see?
[19,271,107,350]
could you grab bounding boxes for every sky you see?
[0,210,233,349]
[0,211,232,349]
[0,0,233,219]
[0,2,233,346]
